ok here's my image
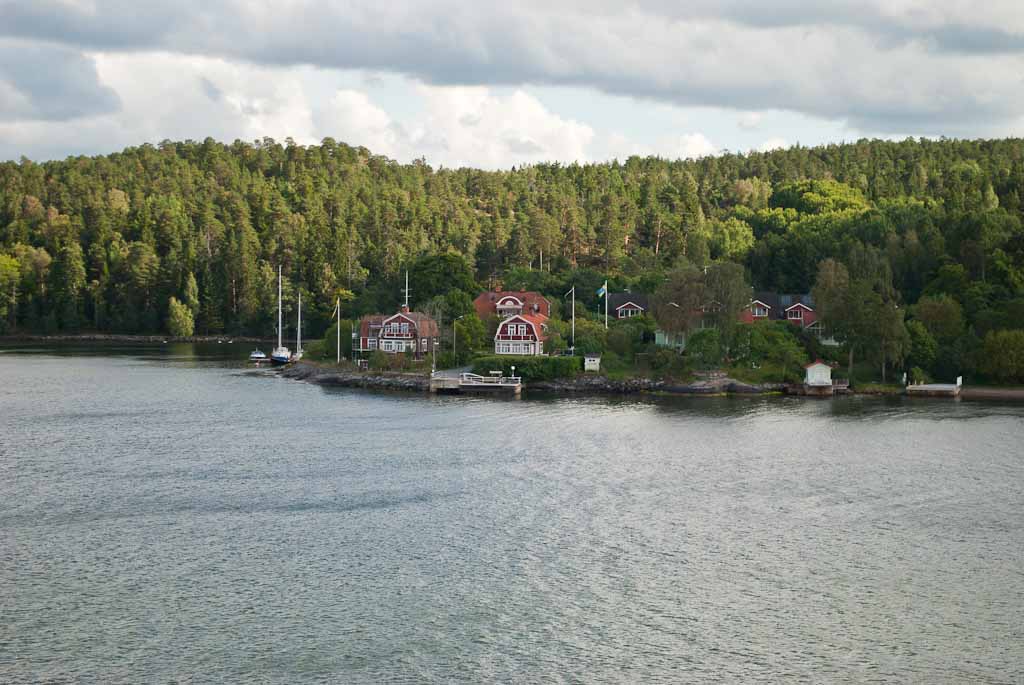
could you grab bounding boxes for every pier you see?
[906,376,962,398]
[430,371,522,396]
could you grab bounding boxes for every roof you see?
[750,292,814,320]
[474,290,551,319]
[608,292,649,312]
[804,359,832,369]
[498,313,549,341]
[360,310,439,338]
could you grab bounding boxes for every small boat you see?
[270,265,291,365]
[249,349,267,362]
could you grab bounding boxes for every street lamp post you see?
[453,315,464,359]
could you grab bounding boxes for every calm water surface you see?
[2,344,1023,683]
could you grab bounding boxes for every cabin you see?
[494,313,547,356]
[804,360,832,386]
[353,306,440,359]
[584,354,601,372]
[474,290,550,320]
[607,292,649,319]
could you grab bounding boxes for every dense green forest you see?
[3,136,1024,381]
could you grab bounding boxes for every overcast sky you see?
[2,0,1024,168]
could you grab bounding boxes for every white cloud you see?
[668,132,717,160]
[315,84,594,168]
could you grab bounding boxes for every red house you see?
[474,291,550,320]
[494,313,548,356]
[739,292,818,329]
[354,306,440,358]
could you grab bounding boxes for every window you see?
[752,304,768,318]
[368,338,377,349]
[400,323,409,334]
[382,340,392,351]
[787,309,803,320]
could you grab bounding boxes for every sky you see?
[1,0,1024,168]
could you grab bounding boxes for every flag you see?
[596,283,607,297]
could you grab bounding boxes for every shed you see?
[584,354,601,372]
[804,360,832,387]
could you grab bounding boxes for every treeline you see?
[2,136,1024,379]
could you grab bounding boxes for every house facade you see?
[354,306,440,358]
[494,314,547,356]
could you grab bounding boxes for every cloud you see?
[316,85,594,168]
[669,133,717,160]
[738,112,763,130]
[0,39,119,121]
[3,0,1024,135]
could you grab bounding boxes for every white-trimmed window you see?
[368,338,377,349]
[752,305,769,318]
[787,309,803,320]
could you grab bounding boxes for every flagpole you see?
[571,286,575,351]
[604,280,608,330]
[336,297,341,364]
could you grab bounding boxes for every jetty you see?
[906,376,962,398]
[430,371,522,396]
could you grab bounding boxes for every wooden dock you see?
[906,376,962,398]
[430,371,522,396]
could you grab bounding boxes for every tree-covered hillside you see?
[2,136,1024,379]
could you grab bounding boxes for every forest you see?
[2,135,1024,383]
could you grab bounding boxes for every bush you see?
[471,355,581,381]
[981,329,1024,383]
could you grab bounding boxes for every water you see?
[2,344,1023,683]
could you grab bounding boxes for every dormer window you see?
[787,309,802,320]
[752,304,769,318]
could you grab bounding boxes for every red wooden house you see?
[493,313,548,356]
[354,306,440,359]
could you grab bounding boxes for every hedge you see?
[470,355,582,382]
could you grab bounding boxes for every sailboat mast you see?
[336,297,341,364]
[297,291,302,353]
[277,265,283,349]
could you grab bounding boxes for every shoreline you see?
[283,361,1024,401]
[0,333,276,345]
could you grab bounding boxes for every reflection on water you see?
[1,347,1023,683]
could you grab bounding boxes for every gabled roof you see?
[362,310,439,338]
[750,292,814,319]
[804,359,832,369]
[608,292,649,312]
[496,313,548,341]
[474,290,550,319]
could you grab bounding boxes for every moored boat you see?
[271,265,291,365]
[249,349,267,362]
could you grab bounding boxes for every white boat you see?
[271,265,291,365]
[249,349,267,362]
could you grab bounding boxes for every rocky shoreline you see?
[281,361,430,392]
[282,361,784,396]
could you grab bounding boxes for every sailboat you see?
[270,265,292,365]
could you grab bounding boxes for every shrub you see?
[471,355,581,382]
